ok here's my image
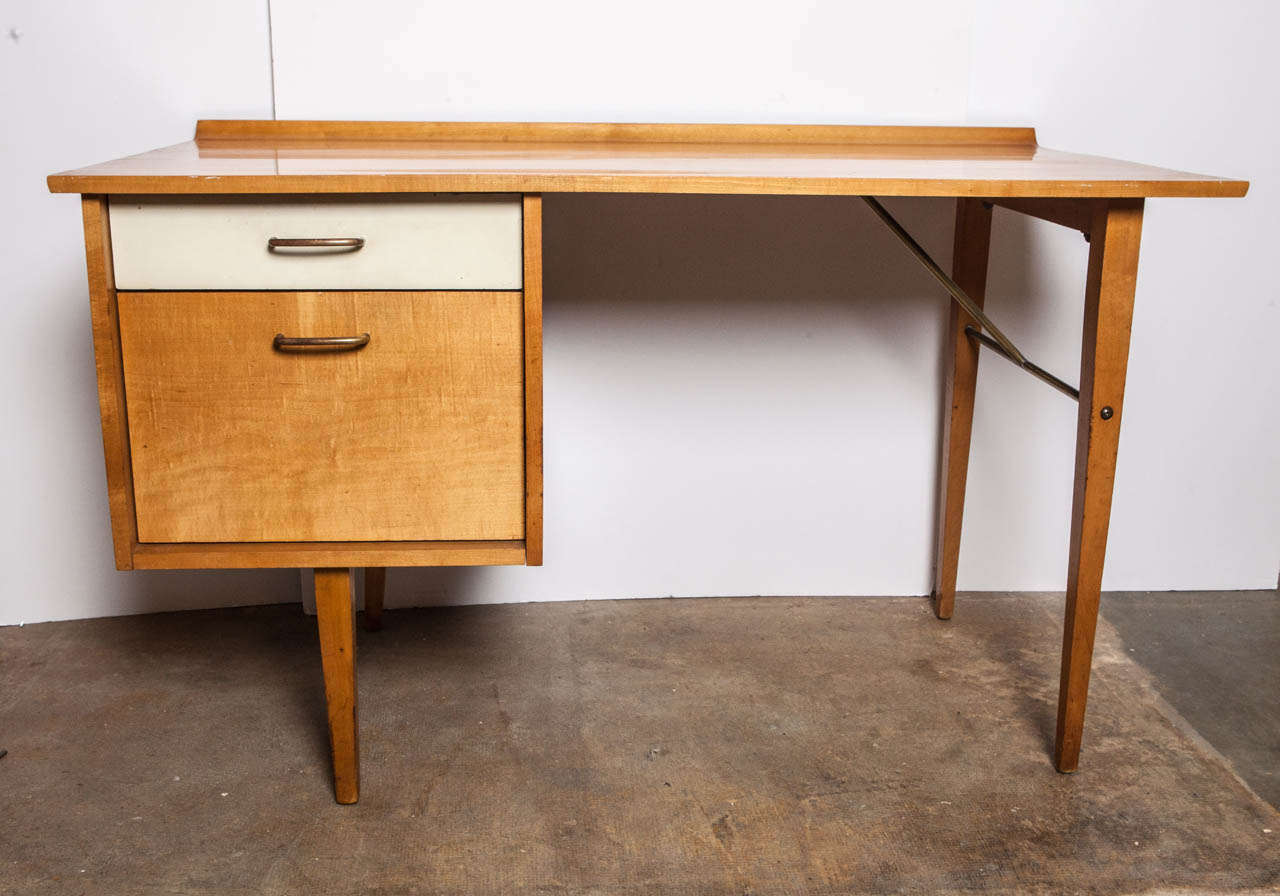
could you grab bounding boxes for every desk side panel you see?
[523,194,544,565]
[82,195,138,570]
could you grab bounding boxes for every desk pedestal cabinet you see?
[77,191,542,803]
[51,121,1247,803]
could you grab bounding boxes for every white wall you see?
[3,0,1276,625]
[963,0,1280,590]
[1,1,299,623]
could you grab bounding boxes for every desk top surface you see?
[49,121,1248,199]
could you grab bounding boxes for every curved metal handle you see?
[267,237,365,253]
[273,333,370,352]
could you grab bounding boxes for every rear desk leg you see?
[932,198,994,619]
[363,567,386,632]
[1055,199,1143,772]
[314,568,360,803]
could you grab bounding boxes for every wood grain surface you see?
[932,198,994,620]
[313,567,359,803]
[47,120,1248,198]
[522,194,544,566]
[363,567,386,632]
[80,196,139,569]
[1055,199,1145,772]
[130,540,526,569]
[118,290,525,543]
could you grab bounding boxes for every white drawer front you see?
[108,195,523,290]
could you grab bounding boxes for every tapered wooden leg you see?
[932,198,994,619]
[363,567,386,632]
[1055,199,1144,772]
[314,567,359,803]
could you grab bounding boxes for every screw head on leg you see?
[1100,406,1114,420]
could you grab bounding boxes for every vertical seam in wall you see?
[266,0,278,118]
[961,0,976,123]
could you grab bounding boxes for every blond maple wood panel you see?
[932,199,994,620]
[314,567,359,804]
[193,120,1040,146]
[118,291,525,543]
[46,121,1248,198]
[1055,199,1145,773]
[130,540,526,569]
[80,196,137,570]
[989,197,1100,234]
[522,194,544,566]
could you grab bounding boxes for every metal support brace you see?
[861,196,1080,402]
[963,326,1080,401]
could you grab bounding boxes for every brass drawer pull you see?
[267,237,365,253]
[273,333,371,352]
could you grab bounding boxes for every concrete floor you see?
[1102,590,1279,809]
[0,592,1276,894]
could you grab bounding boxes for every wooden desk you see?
[49,121,1248,804]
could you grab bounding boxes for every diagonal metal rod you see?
[861,196,1026,365]
[964,326,1080,401]
[862,195,1080,402]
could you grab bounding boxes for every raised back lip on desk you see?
[47,120,1249,199]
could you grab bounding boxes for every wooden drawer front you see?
[108,196,523,290]
[118,291,525,543]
